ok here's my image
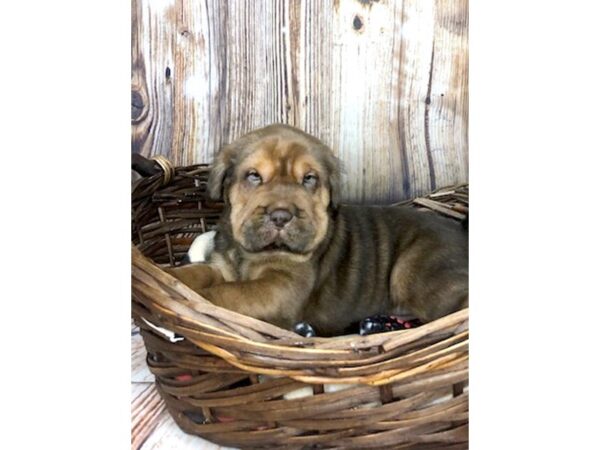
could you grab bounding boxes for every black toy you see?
[293,315,422,338]
[293,321,317,337]
[359,315,423,336]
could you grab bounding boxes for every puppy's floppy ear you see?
[208,144,240,201]
[320,145,343,207]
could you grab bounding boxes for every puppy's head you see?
[208,124,341,254]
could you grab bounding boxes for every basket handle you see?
[132,153,175,184]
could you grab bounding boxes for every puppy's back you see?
[306,205,467,334]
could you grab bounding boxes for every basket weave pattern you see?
[131,165,469,449]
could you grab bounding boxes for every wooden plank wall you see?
[132,0,468,203]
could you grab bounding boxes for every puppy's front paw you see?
[164,263,222,293]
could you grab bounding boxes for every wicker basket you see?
[131,161,469,450]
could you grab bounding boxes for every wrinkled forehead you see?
[237,137,325,179]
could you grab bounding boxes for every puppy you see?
[166,124,468,336]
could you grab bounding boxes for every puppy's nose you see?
[269,209,293,228]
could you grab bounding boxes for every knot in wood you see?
[131,90,145,121]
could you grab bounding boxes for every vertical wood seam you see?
[424,45,437,192]
[396,0,412,199]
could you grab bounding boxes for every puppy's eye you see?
[246,170,262,186]
[303,173,318,188]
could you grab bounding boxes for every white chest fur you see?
[187,230,216,263]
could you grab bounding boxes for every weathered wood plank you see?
[131,383,166,449]
[132,0,175,160]
[429,0,469,190]
[131,0,468,201]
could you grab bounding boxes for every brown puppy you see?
[167,124,468,336]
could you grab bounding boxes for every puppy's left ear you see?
[208,144,239,201]
[321,146,343,207]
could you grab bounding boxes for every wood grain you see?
[131,383,166,449]
[132,0,468,201]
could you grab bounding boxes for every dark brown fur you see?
[166,124,468,336]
